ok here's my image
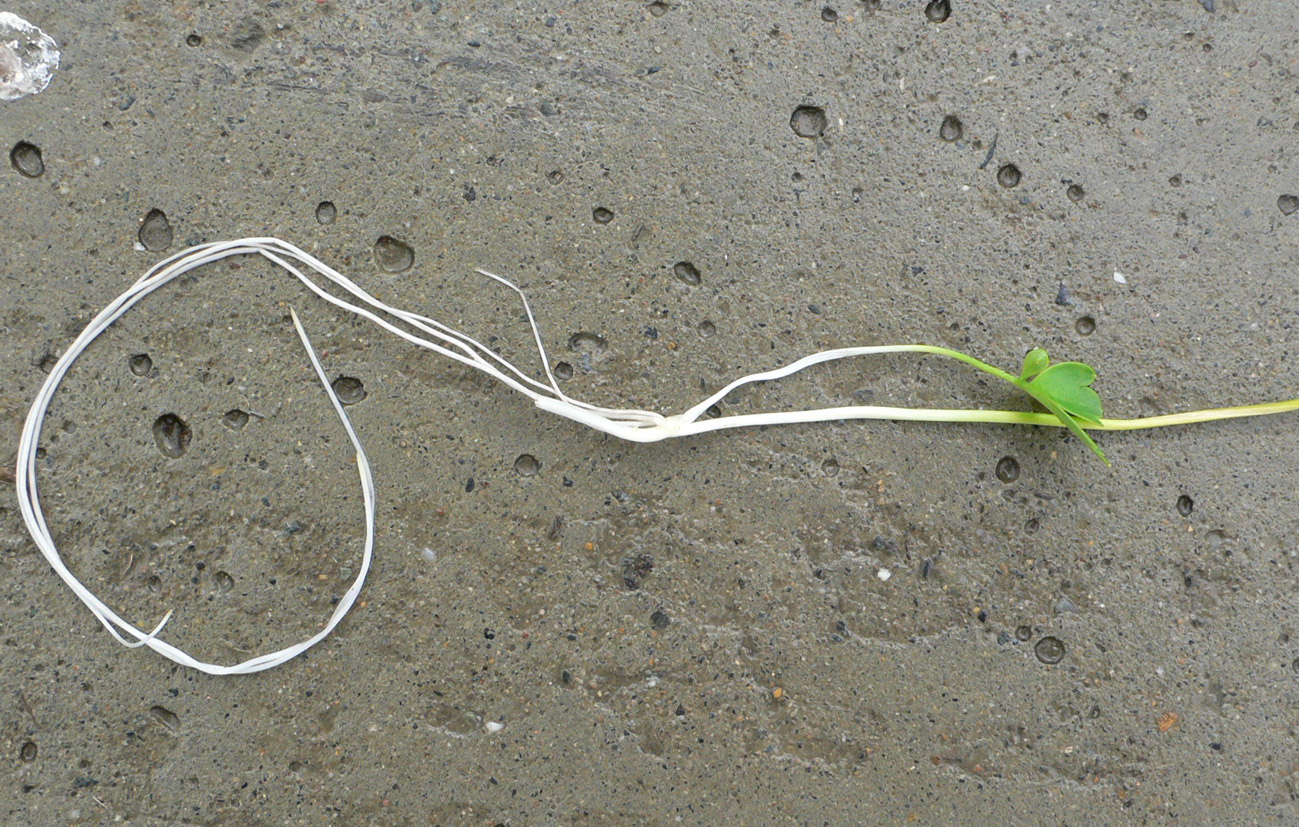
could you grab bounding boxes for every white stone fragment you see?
[0,12,60,101]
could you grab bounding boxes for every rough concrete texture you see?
[3,0,1299,823]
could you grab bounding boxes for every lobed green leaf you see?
[1031,362,1103,425]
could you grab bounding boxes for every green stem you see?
[904,345,1299,430]
[661,343,1298,462]
[886,345,1109,464]
[745,344,1299,463]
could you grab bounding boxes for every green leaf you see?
[1030,362,1103,425]
[1026,389,1110,466]
[1020,348,1049,380]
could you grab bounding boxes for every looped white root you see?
[16,246,378,674]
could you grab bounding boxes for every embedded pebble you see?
[9,141,43,177]
[1034,636,1066,664]
[151,414,191,458]
[331,376,366,405]
[222,409,250,431]
[373,236,414,273]
[938,115,962,142]
[138,210,173,252]
[790,106,828,138]
[924,0,951,23]
[128,353,152,376]
[673,261,701,285]
[995,456,1020,483]
[568,332,607,353]
[149,706,180,730]
[513,453,540,476]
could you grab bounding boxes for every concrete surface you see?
[4,0,1299,823]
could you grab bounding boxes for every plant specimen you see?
[14,238,1299,673]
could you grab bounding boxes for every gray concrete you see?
[3,0,1298,823]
